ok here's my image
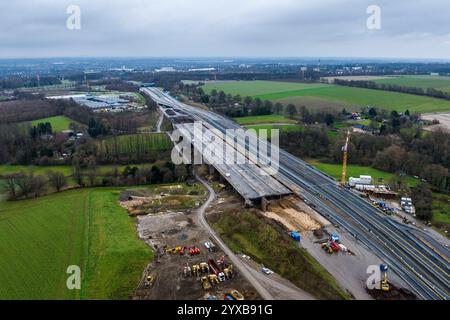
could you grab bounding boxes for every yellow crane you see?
[341,130,351,186]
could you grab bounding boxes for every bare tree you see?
[47,170,67,192]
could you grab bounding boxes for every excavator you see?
[208,274,220,286]
[200,276,212,290]
[223,264,233,279]
[199,262,209,274]
[192,265,200,277]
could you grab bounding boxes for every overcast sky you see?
[1,0,449,59]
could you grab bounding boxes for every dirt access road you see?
[195,175,315,300]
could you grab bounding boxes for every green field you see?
[245,124,304,136]
[0,187,153,299]
[97,133,172,156]
[374,76,450,94]
[203,80,450,113]
[306,160,418,186]
[234,115,297,125]
[31,116,79,132]
[0,165,74,177]
[432,193,450,226]
[203,80,325,97]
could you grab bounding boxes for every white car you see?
[261,267,274,275]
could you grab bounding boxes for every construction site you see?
[125,181,258,300]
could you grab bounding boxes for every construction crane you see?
[380,264,390,292]
[340,130,351,186]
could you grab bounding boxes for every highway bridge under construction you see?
[141,87,450,300]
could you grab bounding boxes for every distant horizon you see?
[1,56,450,63]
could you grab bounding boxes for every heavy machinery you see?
[340,130,350,186]
[188,246,201,256]
[200,276,212,290]
[229,289,244,300]
[199,262,209,274]
[208,259,221,275]
[223,265,233,279]
[208,274,220,286]
[183,264,192,277]
[145,275,155,287]
[380,264,390,292]
[165,246,183,254]
[192,264,200,276]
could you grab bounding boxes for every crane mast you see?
[341,130,350,186]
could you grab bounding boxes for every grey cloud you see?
[0,0,449,59]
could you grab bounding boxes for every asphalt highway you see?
[143,88,450,300]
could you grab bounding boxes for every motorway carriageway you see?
[143,88,450,300]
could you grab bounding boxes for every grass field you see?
[306,160,418,186]
[245,124,304,136]
[31,116,79,132]
[97,133,172,157]
[432,193,450,226]
[203,80,450,113]
[203,80,325,97]
[212,210,350,300]
[374,76,450,94]
[234,115,296,125]
[0,187,153,299]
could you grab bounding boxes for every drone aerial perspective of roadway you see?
[0,0,449,309]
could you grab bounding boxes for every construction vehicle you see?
[229,289,244,300]
[183,264,192,277]
[208,259,221,275]
[192,264,200,276]
[165,246,183,254]
[218,272,226,282]
[217,255,226,269]
[145,275,155,287]
[380,264,390,292]
[199,262,209,274]
[188,246,201,256]
[224,293,235,300]
[200,276,212,290]
[340,130,350,186]
[223,264,233,279]
[208,274,220,286]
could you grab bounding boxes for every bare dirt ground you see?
[126,184,258,300]
[263,196,329,232]
[422,112,450,132]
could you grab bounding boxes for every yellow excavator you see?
[200,276,212,290]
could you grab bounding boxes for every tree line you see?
[334,79,450,101]
[3,161,191,201]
